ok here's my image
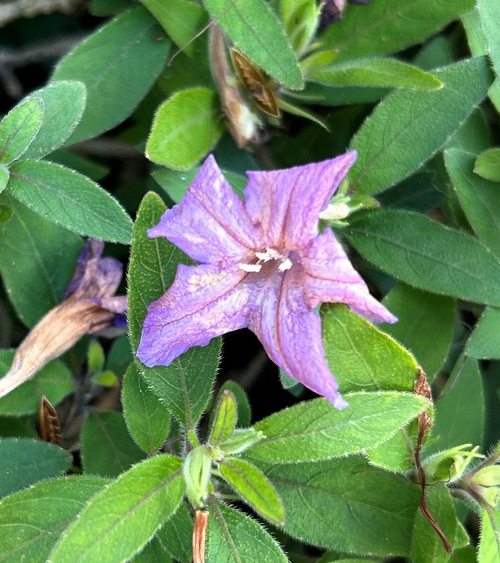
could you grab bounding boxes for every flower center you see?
[238,247,292,273]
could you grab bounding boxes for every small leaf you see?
[219,457,285,525]
[247,392,429,463]
[8,160,133,244]
[312,58,442,91]
[146,88,223,170]
[49,455,185,563]
[278,97,329,129]
[213,380,251,428]
[0,98,43,165]
[208,390,237,446]
[202,0,303,89]
[466,307,500,360]
[478,507,500,562]
[474,147,500,182]
[87,339,105,374]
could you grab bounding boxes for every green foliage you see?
[466,307,500,359]
[479,507,500,562]
[0,98,43,165]
[474,148,500,182]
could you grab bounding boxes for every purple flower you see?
[137,153,396,409]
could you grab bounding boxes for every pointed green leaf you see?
[219,457,284,525]
[312,59,442,90]
[0,438,72,498]
[278,97,329,129]
[49,455,185,563]
[474,147,500,183]
[347,210,500,307]
[8,160,132,244]
[0,98,43,165]
[51,7,170,143]
[202,0,303,89]
[479,507,500,563]
[146,88,223,170]
[215,381,251,428]
[207,500,287,563]
[209,390,237,446]
[477,0,500,82]
[349,57,492,194]
[466,307,500,360]
[247,392,429,463]
[122,363,171,454]
[155,503,192,563]
[22,81,87,159]
[128,193,221,426]
[0,476,108,563]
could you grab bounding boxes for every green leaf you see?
[202,0,303,89]
[478,507,500,563]
[0,350,73,416]
[81,411,145,477]
[51,7,170,143]
[321,0,475,62]
[0,438,72,497]
[207,499,288,563]
[312,58,442,90]
[22,81,87,159]
[0,98,43,165]
[146,88,223,170]
[347,210,500,307]
[49,455,185,563]
[219,457,284,525]
[87,339,105,374]
[367,421,419,473]
[474,147,500,182]
[155,503,192,563]
[215,380,251,428]
[446,107,492,155]
[133,539,173,563]
[425,356,484,454]
[0,195,83,327]
[445,149,500,259]
[410,484,469,562]
[477,0,500,82]
[139,0,208,57]
[349,57,492,194]
[260,456,420,556]
[322,303,419,393]
[247,392,429,463]
[381,284,456,380]
[209,390,237,446]
[8,160,133,244]
[466,307,500,360]
[122,363,170,454]
[128,193,221,427]
[0,476,108,563]
[0,164,8,193]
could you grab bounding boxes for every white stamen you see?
[319,202,350,221]
[278,258,293,271]
[255,247,281,262]
[238,263,262,272]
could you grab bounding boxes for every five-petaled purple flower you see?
[137,152,396,409]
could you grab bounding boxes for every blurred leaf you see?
[348,210,500,307]
[321,0,474,62]
[381,284,456,380]
[0,350,73,416]
[0,476,108,562]
[247,393,429,463]
[81,411,145,477]
[474,147,500,182]
[349,57,492,194]
[202,0,303,89]
[155,503,192,562]
[466,307,500,360]
[49,455,185,562]
[22,81,87,159]
[446,107,492,155]
[48,149,109,182]
[0,195,83,327]
[122,363,170,454]
[277,97,329,129]
[478,507,500,562]
[133,539,173,562]
[52,7,170,143]
[8,160,132,244]
[0,165,8,193]
[207,500,287,562]
[0,438,72,497]
[87,339,105,374]
[146,88,223,170]
[90,0,133,16]
[0,98,43,165]
[219,457,284,525]
[413,36,454,71]
[128,193,220,426]
[260,456,420,557]
[477,0,500,82]
[462,10,488,58]
[410,484,469,562]
[312,58,442,90]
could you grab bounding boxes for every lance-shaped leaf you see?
[0,98,43,165]
[219,457,285,525]
[0,476,108,563]
[128,193,220,426]
[208,390,237,446]
[49,455,185,562]
[349,57,492,194]
[8,160,133,244]
[202,0,303,89]
[474,148,500,182]
[347,209,500,307]
[246,392,429,463]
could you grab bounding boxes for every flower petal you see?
[148,155,258,265]
[137,263,250,366]
[302,229,397,323]
[244,152,356,248]
[248,270,348,409]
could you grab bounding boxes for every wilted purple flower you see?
[137,153,396,409]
